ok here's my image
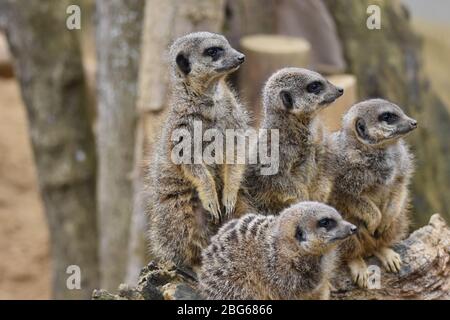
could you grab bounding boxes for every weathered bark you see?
[324,0,450,225]
[2,0,99,299]
[94,214,450,300]
[95,0,144,290]
[125,0,226,284]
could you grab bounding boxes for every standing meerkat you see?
[199,202,357,300]
[328,99,417,288]
[147,32,250,268]
[242,68,343,215]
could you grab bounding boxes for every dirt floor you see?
[0,78,50,299]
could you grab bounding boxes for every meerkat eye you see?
[378,112,399,124]
[306,81,324,94]
[203,47,224,61]
[317,218,337,230]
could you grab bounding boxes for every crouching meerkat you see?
[242,68,343,215]
[147,32,250,268]
[199,202,357,300]
[328,99,417,287]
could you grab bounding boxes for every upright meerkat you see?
[328,99,417,287]
[147,32,250,268]
[242,68,343,215]
[199,202,357,300]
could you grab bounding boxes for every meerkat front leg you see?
[375,183,407,237]
[345,196,382,235]
[182,164,221,222]
[348,257,369,288]
[374,247,402,273]
[222,164,245,218]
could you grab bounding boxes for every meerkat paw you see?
[348,258,369,288]
[222,192,237,218]
[374,247,402,273]
[199,191,222,223]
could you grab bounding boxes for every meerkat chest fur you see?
[275,114,319,185]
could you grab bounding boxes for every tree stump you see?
[318,74,358,132]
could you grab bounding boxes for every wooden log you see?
[239,34,311,123]
[0,32,13,77]
[3,0,99,299]
[95,0,144,291]
[93,214,450,300]
[318,74,358,132]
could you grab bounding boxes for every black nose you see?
[350,225,358,234]
[237,54,245,63]
[337,87,344,96]
[410,120,418,128]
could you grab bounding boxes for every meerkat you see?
[147,32,250,268]
[241,68,343,216]
[327,99,417,288]
[199,201,357,300]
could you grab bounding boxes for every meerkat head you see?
[272,202,357,257]
[169,32,245,88]
[343,99,418,147]
[262,68,344,117]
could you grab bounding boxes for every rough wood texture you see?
[324,0,450,225]
[95,0,144,291]
[318,74,358,132]
[0,31,13,77]
[239,35,311,123]
[3,0,99,299]
[126,0,226,284]
[93,214,450,300]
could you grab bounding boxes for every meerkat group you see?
[146,32,418,299]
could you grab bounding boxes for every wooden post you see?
[318,74,358,132]
[239,35,311,124]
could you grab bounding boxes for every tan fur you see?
[240,68,343,216]
[199,202,357,300]
[327,99,416,287]
[147,32,250,268]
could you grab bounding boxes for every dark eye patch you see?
[203,46,224,61]
[378,112,399,124]
[306,81,324,94]
[317,218,337,231]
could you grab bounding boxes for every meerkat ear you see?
[176,53,191,75]
[280,90,294,109]
[295,226,306,242]
[355,118,368,140]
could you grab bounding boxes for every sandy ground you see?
[0,78,51,299]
